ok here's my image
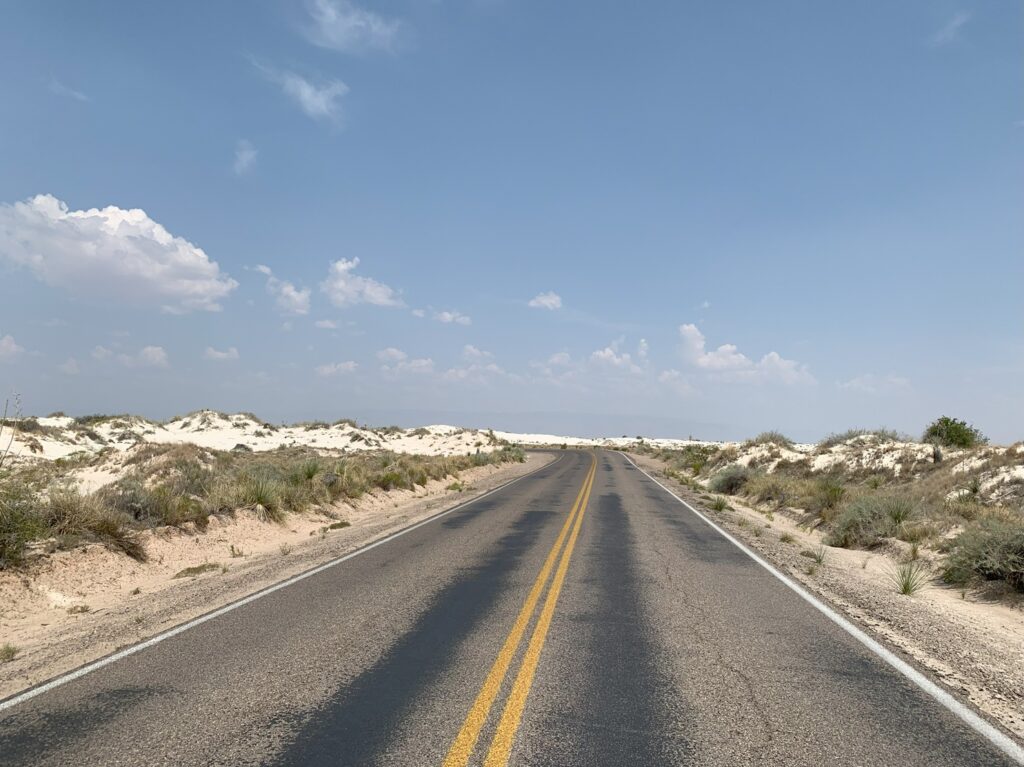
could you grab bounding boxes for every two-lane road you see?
[1,450,1019,765]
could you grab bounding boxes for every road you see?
[0,450,1019,765]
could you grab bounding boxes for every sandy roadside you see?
[630,452,1024,744]
[0,452,555,701]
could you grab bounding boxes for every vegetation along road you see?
[1,450,1020,765]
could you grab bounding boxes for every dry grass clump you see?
[942,514,1024,592]
[744,431,795,449]
[825,494,926,548]
[709,464,751,495]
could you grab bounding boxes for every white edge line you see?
[0,452,565,713]
[619,452,1024,765]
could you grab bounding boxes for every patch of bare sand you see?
[631,452,1024,744]
[0,453,553,700]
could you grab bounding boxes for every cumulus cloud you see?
[316,360,358,377]
[314,319,338,329]
[376,347,407,362]
[256,265,311,315]
[91,345,113,360]
[0,335,25,361]
[590,345,642,375]
[204,346,240,361]
[547,351,571,367]
[528,291,562,310]
[931,11,971,46]
[434,310,471,326]
[57,357,80,375]
[233,140,257,175]
[303,0,403,53]
[658,369,696,396]
[678,324,814,384]
[254,62,349,122]
[442,362,506,383]
[637,338,649,360]
[321,258,402,308]
[0,195,237,312]
[118,346,169,368]
[381,357,433,376]
[463,344,493,360]
[839,374,911,395]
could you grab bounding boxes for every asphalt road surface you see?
[1,450,1019,766]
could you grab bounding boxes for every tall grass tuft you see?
[891,561,930,595]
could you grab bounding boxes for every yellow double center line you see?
[442,453,596,767]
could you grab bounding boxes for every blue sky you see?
[0,1,1021,441]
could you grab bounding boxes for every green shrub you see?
[709,465,751,495]
[825,494,920,548]
[744,475,792,508]
[942,516,1024,591]
[810,477,846,516]
[922,416,987,449]
[745,431,794,449]
[0,482,46,568]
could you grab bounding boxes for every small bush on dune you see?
[943,516,1024,592]
[0,483,46,568]
[745,431,794,449]
[45,488,99,535]
[825,493,920,548]
[744,475,793,508]
[817,428,904,450]
[923,416,987,449]
[709,465,751,495]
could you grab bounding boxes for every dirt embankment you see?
[0,453,553,701]
[631,452,1024,744]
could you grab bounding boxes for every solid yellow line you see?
[442,455,596,767]
[482,454,596,767]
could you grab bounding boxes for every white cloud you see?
[547,351,572,366]
[839,374,911,395]
[463,344,493,360]
[637,338,649,360]
[700,300,711,310]
[58,357,79,375]
[376,347,407,362]
[411,308,426,318]
[590,345,642,375]
[381,357,433,376]
[442,362,506,383]
[254,62,349,122]
[233,140,257,175]
[434,310,471,326]
[303,0,403,54]
[256,265,311,315]
[0,194,237,312]
[528,291,562,310]
[931,11,971,46]
[0,335,25,361]
[314,319,338,329]
[49,78,89,102]
[204,346,240,361]
[658,368,696,396]
[91,345,113,360]
[118,346,169,369]
[316,360,358,377]
[677,324,814,384]
[321,258,402,308]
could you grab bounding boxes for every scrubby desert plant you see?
[745,431,794,449]
[891,561,930,595]
[923,416,987,449]
[709,464,751,495]
[0,482,46,568]
[942,515,1024,592]
[825,493,920,549]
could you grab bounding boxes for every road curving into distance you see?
[1,449,1020,766]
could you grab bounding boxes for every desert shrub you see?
[0,482,46,568]
[942,516,1024,591]
[809,477,847,517]
[745,431,794,449]
[45,488,99,535]
[923,416,987,449]
[744,475,793,508]
[817,429,904,450]
[709,465,751,495]
[825,494,920,548]
[236,474,285,522]
[89,512,147,561]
